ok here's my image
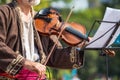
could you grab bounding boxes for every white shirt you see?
[20,10,40,62]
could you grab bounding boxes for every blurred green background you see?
[1,0,120,80]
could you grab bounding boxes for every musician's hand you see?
[88,37,92,41]
[103,49,115,56]
[77,37,92,48]
[23,59,46,77]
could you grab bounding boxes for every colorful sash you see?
[0,68,46,80]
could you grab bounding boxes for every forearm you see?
[0,42,46,77]
[0,41,25,76]
[47,46,84,69]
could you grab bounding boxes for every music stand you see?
[85,7,120,50]
[83,7,120,80]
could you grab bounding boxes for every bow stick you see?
[44,5,75,65]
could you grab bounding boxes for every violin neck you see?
[65,26,89,41]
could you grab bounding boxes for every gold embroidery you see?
[6,54,24,75]
[73,64,81,69]
[70,47,83,69]
[70,47,77,63]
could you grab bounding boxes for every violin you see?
[34,7,89,46]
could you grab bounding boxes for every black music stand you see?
[83,7,120,80]
[85,7,120,51]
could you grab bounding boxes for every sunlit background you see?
[1,0,120,80]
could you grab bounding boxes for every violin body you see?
[34,7,89,46]
[62,22,87,45]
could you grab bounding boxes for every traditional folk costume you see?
[0,1,84,80]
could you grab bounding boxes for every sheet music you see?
[107,26,120,47]
[86,7,120,49]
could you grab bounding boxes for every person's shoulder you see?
[0,3,14,11]
[0,4,8,9]
[0,2,15,14]
[0,3,12,11]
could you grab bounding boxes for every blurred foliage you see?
[59,7,103,35]
[33,0,50,11]
[1,0,120,80]
[0,0,6,4]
